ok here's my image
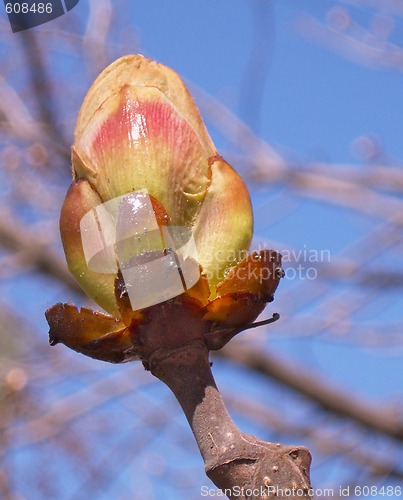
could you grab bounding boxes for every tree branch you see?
[149,342,312,499]
[134,299,312,499]
[219,344,403,441]
[0,214,81,293]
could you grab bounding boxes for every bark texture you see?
[136,300,312,499]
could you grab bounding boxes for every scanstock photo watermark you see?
[201,484,402,497]
[201,485,333,497]
[3,0,79,32]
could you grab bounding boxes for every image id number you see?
[5,3,53,14]
[354,485,402,497]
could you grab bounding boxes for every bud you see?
[46,55,282,362]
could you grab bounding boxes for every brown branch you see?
[149,342,312,499]
[132,299,312,499]
[219,345,403,441]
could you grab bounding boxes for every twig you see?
[148,341,312,499]
[111,287,312,500]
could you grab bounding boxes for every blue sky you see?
[127,0,403,161]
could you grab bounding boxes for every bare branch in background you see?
[20,32,70,156]
[217,345,403,441]
[296,5,403,70]
[83,0,113,74]
[0,213,81,292]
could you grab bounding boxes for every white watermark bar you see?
[80,190,200,312]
